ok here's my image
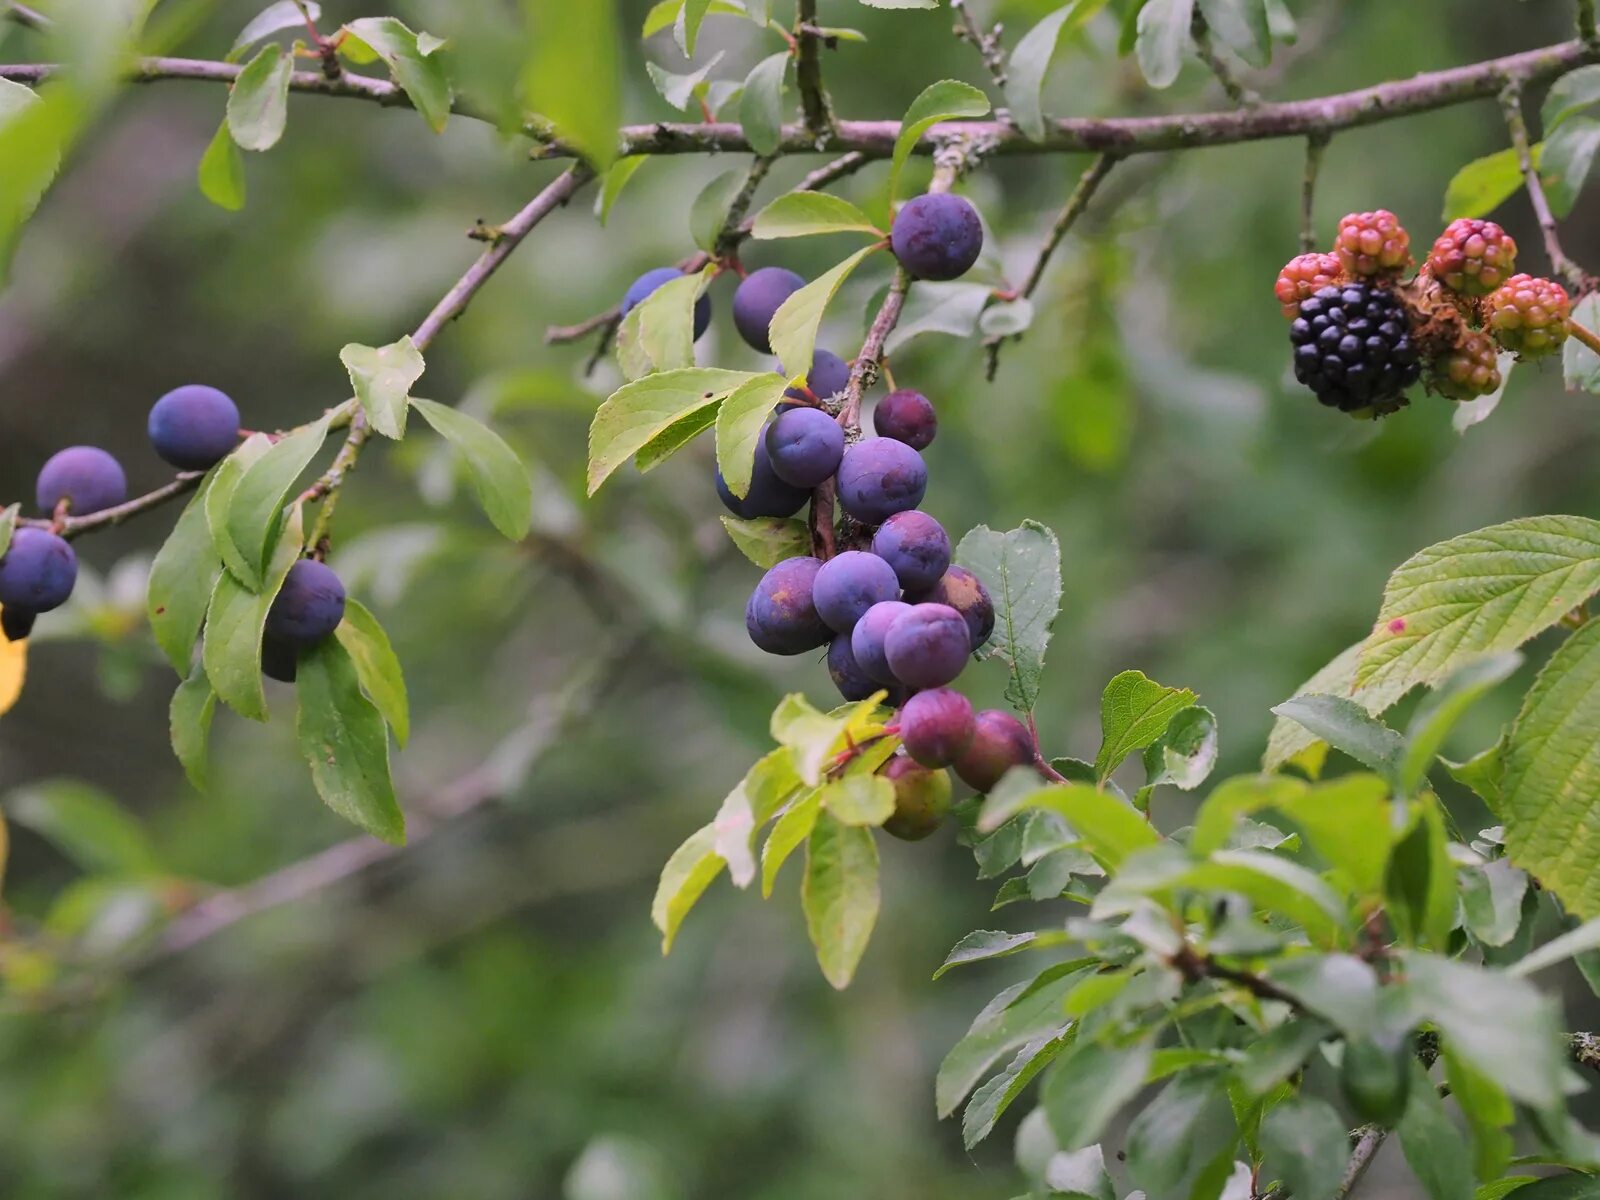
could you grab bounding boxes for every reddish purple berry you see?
[746,556,831,655]
[898,687,975,768]
[884,603,970,689]
[36,446,126,516]
[890,193,983,282]
[872,511,950,593]
[851,599,912,685]
[873,389,937,450]
[910,565,994,650]
[954,709,1038,793]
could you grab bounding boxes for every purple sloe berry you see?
[782,348,852,408]
[765,407,844,488]
[716,429,809,519]
[261,633,299,683]
[898,687,975,768]
[873,389,937,450]
[871,510,951,593]
[36,446,127,517]
[954,709,1039,793]
[828,633,905,703]
[884,602,970,689]
[732,266,805,353]
[622,267,711,340]
[812,550,901,633]
[0,527,77,612]
[881,755,953,841]
[850,599,912,685]
[836,439,927,525]
[266,558,347,646]
[890,193,983,282]
[746,556,831,655]
[148,385,241,470]
[911,565,995,650]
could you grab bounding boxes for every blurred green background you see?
[1,0,1597,1195]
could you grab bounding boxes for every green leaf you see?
[615,266,714,379]
[1142,704,1218,791]
[1260,1097,1350,1200]
[225,416,330,588]
[934,929,1064,980]
[1263,641,1413,776]
[1509,915,1600,978]
[295,635,403,843]
[768,246,882,389]
[341,336,424,440]
[1443,146,1537,221]
[1004,5,1086,143]
[206,433,272,583]
[0,79,72,283]
[1357,516,1600,694]
[802,811,879,988]
[937,966,1082,1117]
[1546,65,1600,131]
[964,1034,1070,1149]
[689,166,745,253]
[1266,954,1380,1036]
[1443,739,1504,812]
[1271,694,1403,785]
[739,51,788,157]
[678,0,714,54]
[1274,774,1393,898]
[1135,0,1196,89]
[642,0,744,38]
[1094,670,1198,783]
[522,0,618,167]
[719,515,812,567]
[771,692,885,785]
[979,781,1161,868]
[751,192,883,240]
[955,522,1063,715]
[410,397,533,540]
[169,667,216,793]
[1442,1048,1515,1183]
[710,747,800,889]
[761,788,821,896]
[888,80,991,204]
[1237,1018,1333,1096]
[148,477,222,674]
[0,504,14,560]
[1124,1071,1236,1200]
[1399,652,1521,794]
[197,119,246,210]
[1566,293,1600,394]
[1541,115,1600,218]
[1042,1037,1154,1150]
[819,774,894,826]
[230,1,322,61]
[652,822,724,951]
[1197,0,1270,66]
[6,780,161,875]
[1398,1061,1476,1200]
[645,53,724,112]
[1178,850,1347,944]
[1503,618,1600,918]
[1385,795,1456,950]
[595,155,648,225]
[226,43,292,152]
[334,599,409,747]
[203,502,304,721]
[1189,774,1305,856]
[1460,858,1530,948]
[344,17,452,133]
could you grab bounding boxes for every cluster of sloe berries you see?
[1276,210,1571,418]
[0,384,347,681]
[623,192,1045,840]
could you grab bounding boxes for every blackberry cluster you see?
[1289,284,1422,414]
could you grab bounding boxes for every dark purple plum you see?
[812,550,901,633]
[872,511,951,592]
[621,267,711,340]
[850,599,912,685]
[148,385,241,470]
[954,709,1040,793]
[881,755,954,841]
[765,407,844,488]
[261,633,299,683]
[36,446,127,516]
[835,439,927,525]
[0,528,77,612]
[1,606,35,642]
[898,687,975,768]
[716,431,809,519]
[732,266,805,353]
[890,193,984,282]
[266,558,347,646]
[873,389,937,449]
[828,633,904,703]
[884,602,970,689]
[782,348,852,407]
[911,565,995,650]
[746,556,831,655]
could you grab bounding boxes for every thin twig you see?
[795,0,832,142]
[2,1,46,30]
[16,473,203,538]
[1192,12,1260,107]
[1301,133,1330,253]
[1500,81,1593,291]
[1335,1128,1388,1200]
[713,155,776,258]
[951,0,1008,89]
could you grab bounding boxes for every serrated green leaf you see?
[203,502,303,721]
[169,667,215,793]
[1263,641,1413,774]
[739,50,788,156]
[802,811,879,988]
[1094,670,1197,782]
[713,373,788,500]
[230,1,322,61]
[595,155,648,225]
[768,245,881,386]
[1043,1037,1154,1150]
[1460,857,1530,948]
[334,598,409,746]
[614,265,714,379]
[1237,1018,1332,1096]
[0,78,72,283]
[677,0,714,54]
[1271,693,1404,784]
[938,966,1082,1118]
[206,433,273,587]
[296,635,403,843]
[225,416,330,587]
[1357,516,1600,694]
[1399,652,1521,794]
[1274,774,1393,899]
[197,119,246,210]
[711,747,800,889]
[645,52,724,112]
[934,929,1061,980]
[963,1033,1069,1149]
[410,397,532,540]
[588,368,756,494]
[149,477,222,674]
[1443,146,1536,221]
[344,17,452,133]
[653,821,723,950]
[342,336,423,440]
[1142,704,1218,791]
[751,191,883,240]
[226,43,292,152]
[523,0,618,167]
[719,514,812,567]
[955,521,1062,715]
[1135,0,1196,89]
[978,781,1160,868]
[888,80,990,204]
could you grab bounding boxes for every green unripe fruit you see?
[881,755,952,841]
[1340,1036,1413,1127]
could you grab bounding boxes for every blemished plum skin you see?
[873,389,937,450]
[148,385,241,470]
[266,558,347,646]
[1,606,35,642]
[881,755,954,841]
[850,599,912,685]
[35,446,127,516]
[812,550,901,633]
[716,432,809,519]
[890,193,984,282]
[0,528,78,612]
[746,556,832,655]
[765,407,844,488]
[782,349,851,408]
[954,709,1038,793]
[912,565,995,650]
[898,687,976,768]
[261,634,299,683]
[884,602,970,689]
[836,439,928,525]
[828,633,901,703]
[872,510,951,592]
[732,266,805,353]
[621,267,711,339]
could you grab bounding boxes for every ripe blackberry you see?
[1275,252,1344,319]
[1289,283,1421,414]
[1428,331,1502,401]
[1485,273,1570,359]
[1333,210,1412,280]
[1426,218,1516,298]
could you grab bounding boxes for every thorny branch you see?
[951,0,1008,89]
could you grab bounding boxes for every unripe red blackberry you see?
[1275,252,1344,319]
[1333,210,1412,280]
[1426,218,1517,297]
[1485,273,1570,359]
[1428,331,1502,401]
[1288,283,1421,415]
